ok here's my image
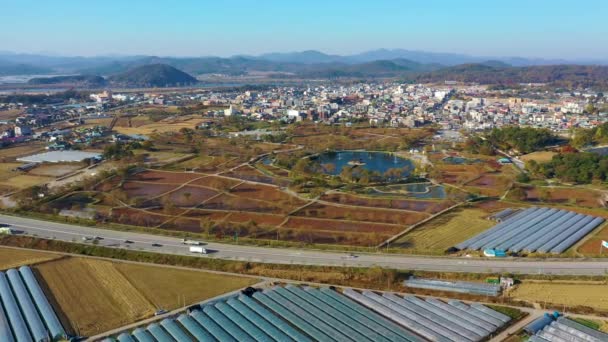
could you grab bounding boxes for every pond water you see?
[314,151,414,177]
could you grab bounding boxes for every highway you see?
[2,214,608,275]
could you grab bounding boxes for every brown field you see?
[512,282,608,311]
[0,109,24,120]
[129,170,203,184]
[36,257,259,336]
[0,174,53,189]
[202,193,288,214]
[0,247,61,270]
[122,181,177,198]
[165,185,219,207]
[0,143,45,161]
[520,151,557,163]
[321,192,453,214]
[393,208,494,253]
[295,203,429,226]
[577,222,608,255]
[522,186,605,208]
[112,117,203,135]
[28,163,83,177]
[223,212,285,226]
[231,182,305,207]
[284,216,401,234]
[223,165,289,186]
[0,162,23,179]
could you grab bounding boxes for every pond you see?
[313,151,415,177]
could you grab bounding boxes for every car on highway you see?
[124,239,134,244]
[151,243,162,247]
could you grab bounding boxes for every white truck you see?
[0,227,13,235]
[182,239,202,246]
[189,246,207,254]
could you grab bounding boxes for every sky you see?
[1,0,607,59]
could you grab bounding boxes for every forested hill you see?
[413,64,608,88]
[107,64,198,87]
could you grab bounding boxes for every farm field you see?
[512,282,608,311]
[393,208,495,254]
[518,186,606,208]
[0,143,46,161]
[576,222,608,256]
[35,257,260,336]
[114,263,258,312]
[520,151,557,163]
[0,247,62,270]
[0,174,53,189]
[28,163,84,177]
[322,192,454,213]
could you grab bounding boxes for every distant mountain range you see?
[2,49,608,88]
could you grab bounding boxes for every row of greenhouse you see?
[103,285,512,342]
[456,207,605,254]
[0,266,66,342]
[403,277,502,297]
[526,315,608,342]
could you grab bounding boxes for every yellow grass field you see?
[0,162,23,179]
[36,258,154,336]
[0,247,61,270]
[35,257,260,336]
[0,144,46,161]
[115,263,259,311]
[0,174,53,189]
[28,163,84,177]
[512,282,608,311]
[520,151,557,163]
[394,208,494,253]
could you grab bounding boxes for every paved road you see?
[2,214,608,275]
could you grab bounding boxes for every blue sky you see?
[1,0,607,59]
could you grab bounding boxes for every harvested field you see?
[577,222,608,255]
[0,174,53,189]
[393,208,494,253]
[36,258,155,336]
[202,193,289,214]
[111,208,169,227]
[223,166,288,185]
[223,212,285,226]
[231,182,306,207]
[129,170,203,184]
[0,247,61,270]
[0,162,23,179]
[512,282,608,311]
[183,209,231,221]
[0,143,45,161]
[523,187,605,208]
[189,175,241,190]
[122,181,177,198]
[284,216,400,234]
[28,163,84,177]
[115,263,258,312]
[321,192,453,214]
[165,185,219,207]
[520,151,557,163]
[295,203,429,225]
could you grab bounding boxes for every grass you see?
[511,282,608,311]
[0,143,46,161]
[0,174,53,189]
[28,163,84,177]
[34,256,259,336]
[393,208,494,253]
[0,247,61,270]
[0,162,23,179]
[115,263,259,311]
[520,151,557,163]
[486,304,526,320]
[36,257,154,336]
